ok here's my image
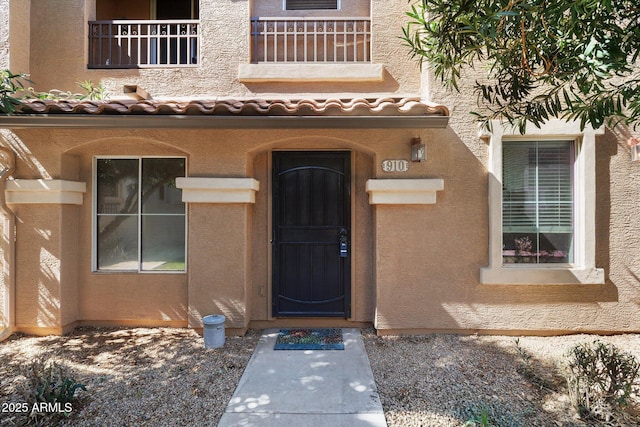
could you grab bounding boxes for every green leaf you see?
[403,0,640,132]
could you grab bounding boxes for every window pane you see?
[142,158,185,214]
[97,159,139,214]
[286,0,338,10]
[502,140,573,264]
[539,231,572,263]
[96,157,186,272]
[97,215,139,270]
[141,215,185,271]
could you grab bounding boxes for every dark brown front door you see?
[272,152,351,317]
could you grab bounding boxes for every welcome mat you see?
[274,328,344,350]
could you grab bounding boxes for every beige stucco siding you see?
[1,0,30,72]
[0,127,416,333]
[3,118,640,335]
[2,1,640,337]
[372,126,489,331]
[19,0,418,98]
[11,204,80,334]
[187,204,252,331]
[0,214,6,333]
[28,0,89,93]
[253,0,370,17]
[0,0,8,69]
[4,122,639,335]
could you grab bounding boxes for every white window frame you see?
[480,119,605,285]
[92,156,187,274]
[283,0,341,11]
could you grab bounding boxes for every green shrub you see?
[565,340,640,422]
[463,407,495,427]
[513,338,555,391]
[18,356,86,426]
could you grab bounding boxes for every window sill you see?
[238,63,384,82]
[479,266,605,285]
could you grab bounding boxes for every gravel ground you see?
[0,327,259,427]
[1,327,640,426]
[363,330,640,426]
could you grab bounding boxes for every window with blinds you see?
[502,140,574,264]
[285,0,339,10]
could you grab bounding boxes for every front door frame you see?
[271,150,352,318]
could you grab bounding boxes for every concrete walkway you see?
[218,328,387,427]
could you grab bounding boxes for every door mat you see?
[274,328,344,350]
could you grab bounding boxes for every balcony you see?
[88,20,199,68]
[239,17,382,82]
[251,17,371,63]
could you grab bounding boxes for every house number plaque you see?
[381,159,409,172]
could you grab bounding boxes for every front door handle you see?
[339,228,348,258]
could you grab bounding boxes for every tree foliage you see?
[0,70,29,114]
[403,0,640,133]
[0,70,108,114]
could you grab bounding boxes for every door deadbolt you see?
[339,228,348,258]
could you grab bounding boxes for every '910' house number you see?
[381,159,409,172]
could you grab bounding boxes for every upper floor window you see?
[95,157,186,272]
[502,140,574,265]
[154,0,199,19]
[96,0,199,20]
[285,0,339,10]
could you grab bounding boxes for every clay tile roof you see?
[16,97,450,117]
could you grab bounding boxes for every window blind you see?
[502,140,574,234]
[286,0,339,10]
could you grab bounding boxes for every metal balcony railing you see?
[251,17,371,63]
[88,20,199,68]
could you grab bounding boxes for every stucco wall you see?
[10,204,81,334]
[0,213,6,333]
[0,0,30,71]
[0,0,8,69]
[8,0,30,74]
[0,127,412,333]
[3,118,640,335]
[0,0,9,336]
[253,0,370,17]
[27,1,88,93]
[396,66,640,335]
[187,204,252,331]
[4,1,640,337]
[22,0,419,97]
[73,136,189,327]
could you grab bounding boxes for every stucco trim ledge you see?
[5,179,87,205]
[365,179,444,204]
[238,63,385,82]
[176,177,260,203]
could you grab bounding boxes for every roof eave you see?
[0,114,450,129]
